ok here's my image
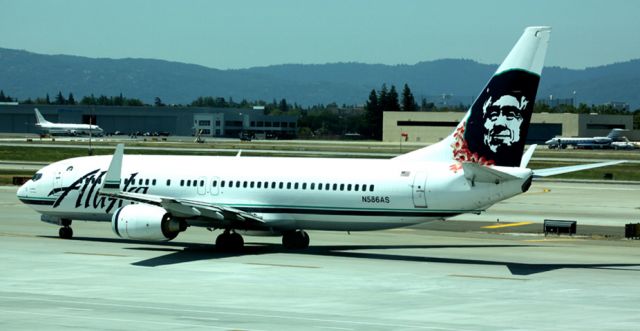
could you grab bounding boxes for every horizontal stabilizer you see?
[533,160,625,177]
[463,162,519,184]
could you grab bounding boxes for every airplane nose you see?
[17,181,28,197]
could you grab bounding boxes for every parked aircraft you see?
[545,128,626,149]
[34,108,104,136]
[16,27,623,251]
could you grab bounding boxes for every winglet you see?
[101,144,124,195]
[520,144,537,168]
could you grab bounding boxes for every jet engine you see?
[111,204,185,241]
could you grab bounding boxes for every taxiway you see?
[1,183,640,330]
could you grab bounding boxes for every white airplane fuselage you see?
[36,122,103,136]
[17,154,531,232]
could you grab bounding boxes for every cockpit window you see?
[32,173,43,182]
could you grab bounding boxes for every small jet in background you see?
[545,128,627,149]
[34,108,104,136]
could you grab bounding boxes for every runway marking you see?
[245,262,320,269]
[64,251,129,257]
[314,326,355,330]
[524,238,580,242]
[481,222,534,229]
[0,295,470,330]
[449,274,529,281]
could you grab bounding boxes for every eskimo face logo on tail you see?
[482,95,528,153]
[454,69,540,167]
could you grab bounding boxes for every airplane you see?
[545,128,626,149]
[34,108,104,136]
[16,27,624,251]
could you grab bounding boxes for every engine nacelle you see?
[111,204,184,241]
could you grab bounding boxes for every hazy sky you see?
[1,0,638,70]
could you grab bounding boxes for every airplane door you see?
[197,176,206,195]
[412,172,428,207]
[210,177,220,196]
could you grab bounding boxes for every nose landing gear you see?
[58,219,73,239]
[282,230,310,249]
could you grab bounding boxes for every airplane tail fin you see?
[34,108,51,125]
[394,26,551,167]
[607,128,626,140]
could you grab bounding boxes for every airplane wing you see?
[533,160,625,177]
[99,144,264,227]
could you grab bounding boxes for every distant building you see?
[0,104,298,138]
[383,111,635,143]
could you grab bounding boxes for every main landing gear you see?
[215,229,244,252]
[282,230,310,250]
[58,219,73,239]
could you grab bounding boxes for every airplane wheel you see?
[216,231,244,252]
[59,227,73,239]
[282,230,310,250]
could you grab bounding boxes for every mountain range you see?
[1,47,639,109]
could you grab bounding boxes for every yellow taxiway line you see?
[481,222,534,229]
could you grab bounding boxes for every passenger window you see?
[257,182,261,189]
[236,181,241,187]
[213,180,218,187]
[139,179,143,185]
[221,180,226,188]
[166,179,171,186]
[302,183,307,190]
[152,179,156,186]
[317,183,322,190]
[250,181,255,188]
[243,181,248,188]
[287,182,292,189]
[355,184,359,191]
[264,181,268,188]
[369,185,375,192]
[294,183,299,189]
[339,184,344,191]
[347,184,352,191]
[310,183,315,190]
[180,180,184,186]
[332,184,337,191]
[279,182,284,189]
[271,182,276,189]
[186,180,191,186]
[199,180,204,186]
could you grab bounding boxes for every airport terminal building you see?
[0,104,298,138]
[383,111,637,143]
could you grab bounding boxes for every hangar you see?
[0,104,298,138]
[383,111,636,143]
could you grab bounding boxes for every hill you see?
[1,48,638,109]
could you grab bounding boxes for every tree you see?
[365,89,382,140]
[67,93,76,105]
[154,96,165,107]
[401,84,417,112]
[387,85,400,112]
[279,98,289,113]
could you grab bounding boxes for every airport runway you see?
[1,183,640,330]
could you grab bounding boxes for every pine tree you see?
[365,89,382,140]
[401,84,417,111]
[55,91,65,105]
[387,85,400,112]
[67,93,76,105]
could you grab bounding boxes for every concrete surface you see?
[1,184,640,330]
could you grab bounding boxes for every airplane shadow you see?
[40,235,640,276]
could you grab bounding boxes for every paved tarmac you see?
[1,184,640,330]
